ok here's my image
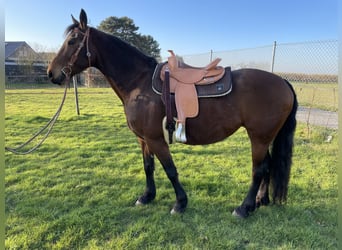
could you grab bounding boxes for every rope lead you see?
[5,84,68,155]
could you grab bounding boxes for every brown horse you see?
[47,9,297,218]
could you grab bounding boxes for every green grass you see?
[5,89,337,249]
[6,81,338,111]
[292,82,338,111]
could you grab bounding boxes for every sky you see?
[5,0,338,58]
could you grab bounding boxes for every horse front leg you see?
[135,138,156,205]
[233,143,270,218]
[162,156,188,214]
[147,138,188,214]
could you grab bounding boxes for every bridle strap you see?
[61,28,91,79]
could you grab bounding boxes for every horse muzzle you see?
[47,69,67,85]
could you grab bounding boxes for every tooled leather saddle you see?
[152,50,232,144]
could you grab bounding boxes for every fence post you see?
[73,76,80,115]
[270,41,277,73]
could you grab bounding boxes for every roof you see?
[5,41,33,59]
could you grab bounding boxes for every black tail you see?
[270,80,298,203]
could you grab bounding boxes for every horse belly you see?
[185,96,242,145]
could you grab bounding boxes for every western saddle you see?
[157,50,229,143]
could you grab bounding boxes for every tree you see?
[97,16,161,59]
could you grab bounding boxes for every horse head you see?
[47,9,92,85]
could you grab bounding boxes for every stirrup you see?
[175,122,187,143]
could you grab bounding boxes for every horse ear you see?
[71,14,79,25]
[79,9,88,30]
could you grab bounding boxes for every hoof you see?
[232,209,245,218]
[232,207,249,218]
[135,192,155,206]
[170,208,178,215]
[135,199,144,206]
[170,207,185,215]
[170,202,186,214]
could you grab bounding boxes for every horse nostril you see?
[47,70,53,79]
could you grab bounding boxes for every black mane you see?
[64,23,80,37]
[64,23,158,67]
[94,28,158,68]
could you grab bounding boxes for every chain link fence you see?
[272,40,337,83]
[170,39,338,84]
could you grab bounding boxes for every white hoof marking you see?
[135,200,144,206]
[232,209,243,218]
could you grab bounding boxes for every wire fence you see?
[175,39,338,84]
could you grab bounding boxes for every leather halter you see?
[61,28,91,79]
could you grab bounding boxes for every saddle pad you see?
[152,63,232,98]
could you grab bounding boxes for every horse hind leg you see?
[233,142,270,218]
[256,152,271,208]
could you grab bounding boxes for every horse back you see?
[231,68,294,115]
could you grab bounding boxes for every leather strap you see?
[163,67,175,144]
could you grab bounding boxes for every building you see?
[5,41,36,62]
[5,41,54,83]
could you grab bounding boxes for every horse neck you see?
[90,28,157,102]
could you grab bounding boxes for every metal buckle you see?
[61,66,72,77]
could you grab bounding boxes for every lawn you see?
[291,82,338,111]
[5,88,338,249]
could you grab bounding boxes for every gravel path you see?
[296,107,338,130]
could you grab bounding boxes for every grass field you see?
[5,88,338,249]
[291,83,338,111]
[5,81,338,111]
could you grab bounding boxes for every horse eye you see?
[68,39,76,46]
[67,32,78,45]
